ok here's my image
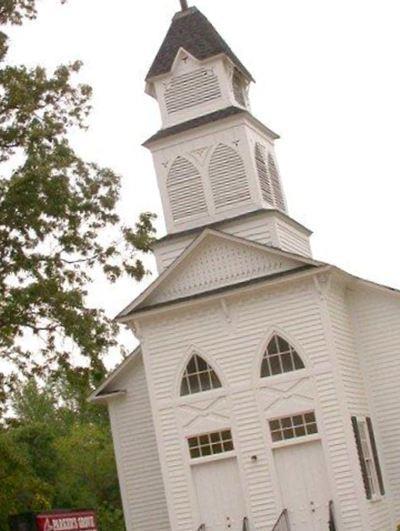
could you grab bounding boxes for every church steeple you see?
[144,5,312,266]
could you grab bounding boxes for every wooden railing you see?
[272,509,290,531]
[329,500,336,531]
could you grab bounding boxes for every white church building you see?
[90,3,400,530]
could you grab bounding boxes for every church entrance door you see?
[192,457,246,530]
[274,440,332,530]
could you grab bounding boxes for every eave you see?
[117,264,330,323]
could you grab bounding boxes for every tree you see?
[1,379,125,530]
[0,0,156,411]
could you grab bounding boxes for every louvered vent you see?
[167,157,208,222]
[268,154,286,211]
[164,69,221,114]
[209,143,251,210]
[255,143,273,205]
[232,70,247,108]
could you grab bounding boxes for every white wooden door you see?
[274,441,332,530]
[192,458,246,530]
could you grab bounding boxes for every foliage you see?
[1,378,125,531]
[0,0,156,412]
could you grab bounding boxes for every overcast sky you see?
[6,0,400,365]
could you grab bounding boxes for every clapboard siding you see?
[276,221,312,257]
[139,278,364,530]
[350,288,400,527]
[108,357,170,531]
[326,285,369,414]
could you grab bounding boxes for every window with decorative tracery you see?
[180,354,222,396]
[261,335,305,378]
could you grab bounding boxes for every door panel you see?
[274,441,331,531]
[193,458,246,530]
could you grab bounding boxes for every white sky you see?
[5,0,400,367]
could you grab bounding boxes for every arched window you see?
[261,335,305,378]
[268,154,286,212]
[255,143,273,205]
[167,157,208,222]
[209,143,251,210]
[180,354,222,396]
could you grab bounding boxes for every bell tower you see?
[144,4,312,270]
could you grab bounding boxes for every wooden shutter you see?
[351,416,371,499]
[164,69,221,114]
[167,157,208,222]
[366,417,385,495]
[209,143,251,210]
[268,154,286,212]
[255,143,273,204]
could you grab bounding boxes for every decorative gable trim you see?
[116,229,323,321]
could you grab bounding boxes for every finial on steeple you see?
[180,0,189,11]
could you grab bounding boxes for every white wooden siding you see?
[138,278,365,530]
[326,284,369,414]
[108,356,170,531]
[326,283,392,529]
[275,221,312,257]
[350,287,400,528]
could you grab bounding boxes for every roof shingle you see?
[146,7,254,82]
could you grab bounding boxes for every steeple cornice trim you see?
[143,107,279,147]
[154,209,312,248]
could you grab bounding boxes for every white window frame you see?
[180,354,222,396]
[261,334,305,379]
[268,411,320,449]
[187,429,235,464]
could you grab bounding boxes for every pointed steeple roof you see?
[146,6,254,82]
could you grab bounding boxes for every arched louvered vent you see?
[232,70,247,108]
[181,354,222,396]
[261,335,305,378]
[164,69,221,114]
[268,154,286,211]
[209,144,251,210]
[167,157,208,222]
[255,143,273,205]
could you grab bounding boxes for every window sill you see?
[259,368,309,387]
[271,433,321,450]
[176,388,226,406]
[190,450,236,466]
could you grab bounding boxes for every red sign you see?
[36,511,98,531]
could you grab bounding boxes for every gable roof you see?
[146,7,254,82]
[117,229,323,321]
